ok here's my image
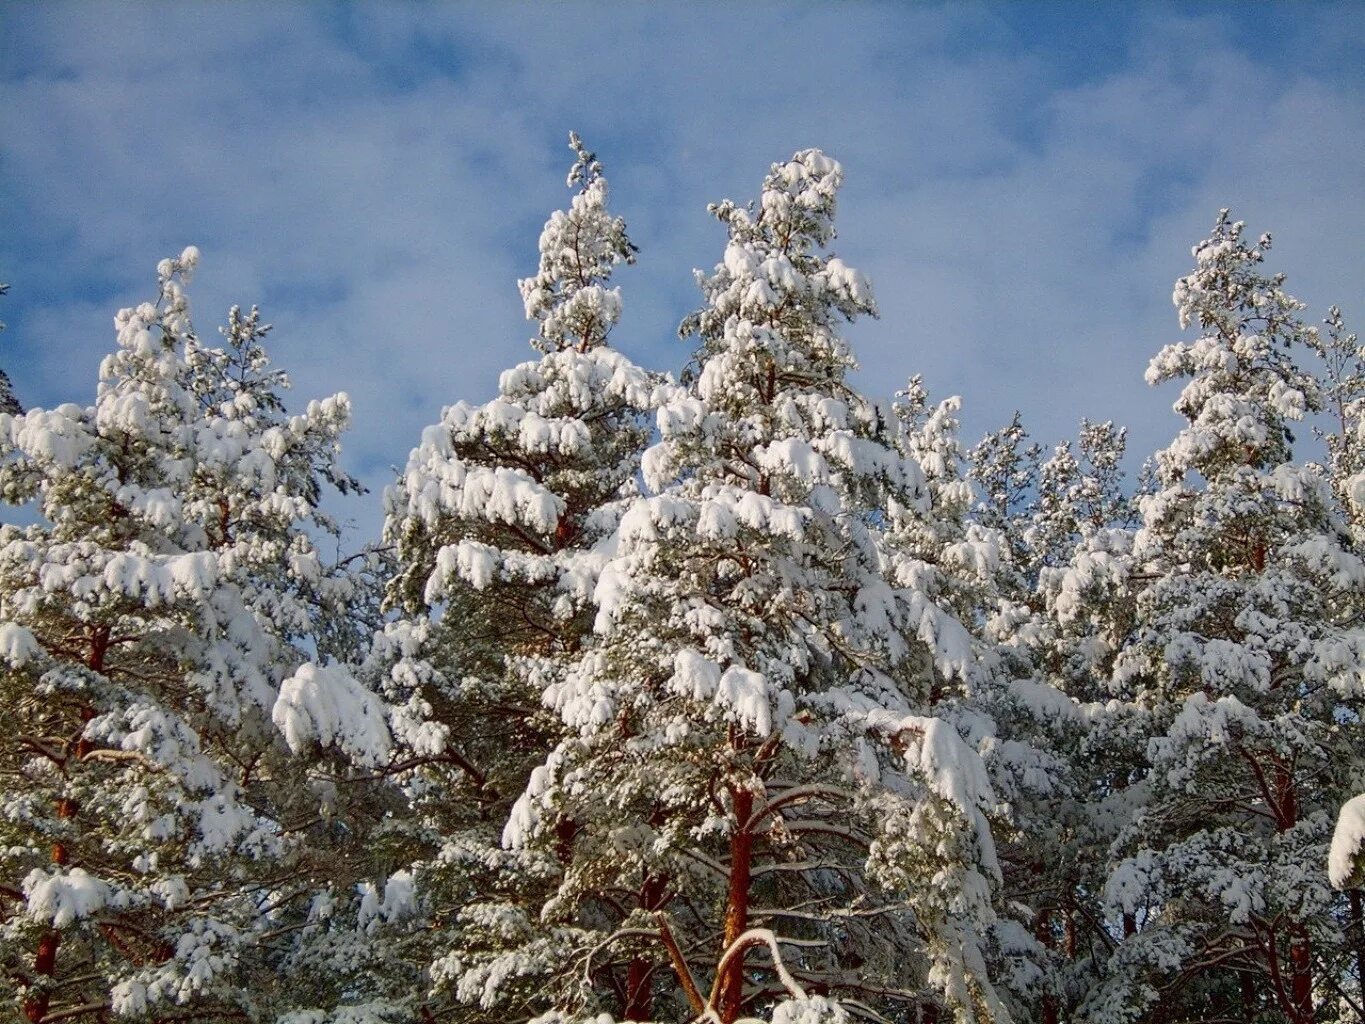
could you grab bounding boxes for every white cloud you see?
[2,2,1362,542]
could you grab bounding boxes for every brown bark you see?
[623,958,653,1021]
[26,786,79,1021]
[1272,760,1298,832]
[1270,763,1312,1023]
[216,496,232,548]
[26,632,105,1022]
[52,804,73,867]
[1264,921,1294,1020]
[553,513,573,551]
[656,912,706,1016]
[1035,906,1052,947]
[1287,922,1314,1024]
[1035,908,1059,1024]
[24,931,61,1022]
[622,875,667,1020]
[715,786,755,1023]
[554,816,577,865]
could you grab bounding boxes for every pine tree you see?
[893,379,1072,1024]
[905,386,1146,1023]
[12,135,1365,1024]
[1026,423,1133,576]
[967,413,1042,605]
[495,149,1009,1024]
[892,378,1003,635]
[1011,423,1145,1024]
[0,249,363,1022]
[271,133,662,1021]
[1081,212,1365,1024]
[1317,303,1365,1017]
[0,282,22,417]
[1317,306,1365,541]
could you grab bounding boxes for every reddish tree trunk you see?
[1287,923,1314,1024]
[26,635,104,1022]
[1035,907,1059,1024]
[1268,764,1313,1024]
[623,958,653,1021]
[24,931,61,1022]
[622,875,667,1020]
[554,815,577,865]
[27,792,78,1021]
[1035,906,1052,947]
[716,787,754,1024]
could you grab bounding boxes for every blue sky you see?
[3,2,1363,544]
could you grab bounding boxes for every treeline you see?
[1,135,1363,1024]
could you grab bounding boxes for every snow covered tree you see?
[1316,305,1365,541]
[0,362,18,418]
[0,282,22,417]
[1009,427,1146,1024]
[891,378,1003,636]
[1081,212,1365,1024]
[891,379,1070,1024]
[1024,422,1133,578]
[10,134,1365,1024]
[1317,303,1365,1018]
[966,414,1041,604]
[0,249,365,1022]
[269,133,662,1022]
[898,384,1145,1023]
[490,148,1010,1024]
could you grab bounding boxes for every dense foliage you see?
[1,137,1362,1024]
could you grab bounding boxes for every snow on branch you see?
[273,663,393,767]
[1330,793,1365,889]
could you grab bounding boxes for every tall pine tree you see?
[498,149,1009,1024]
[0,249,363,1022]
[271,134,661,1022]
[1082,213,1365,1024]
